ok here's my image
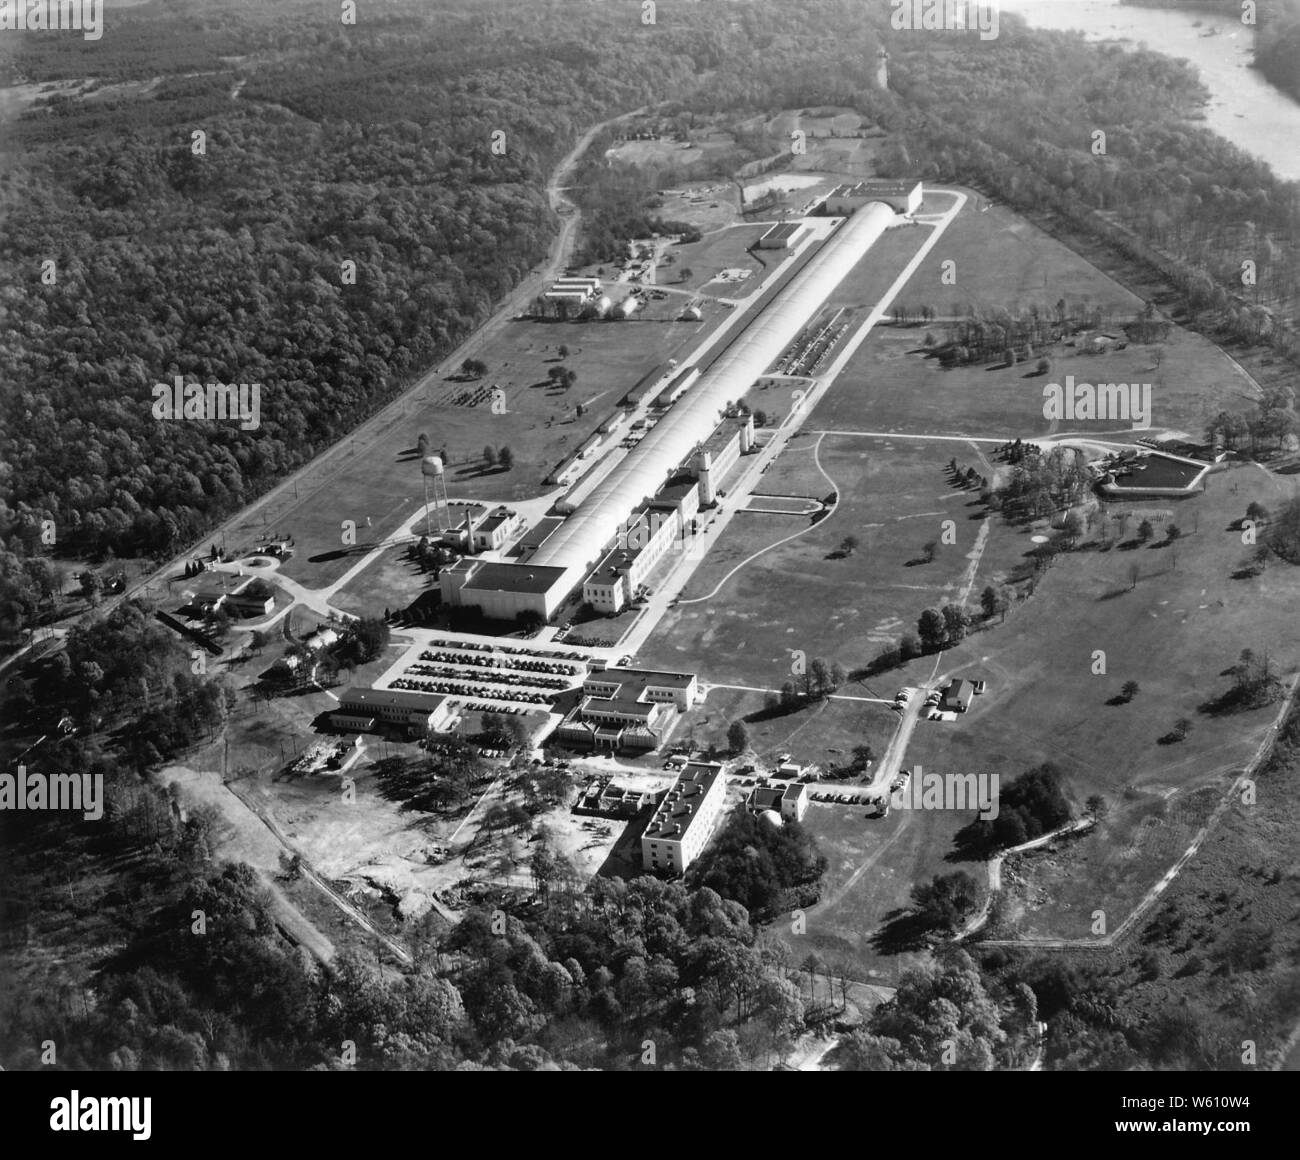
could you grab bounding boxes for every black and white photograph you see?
[1,0,1297,1126]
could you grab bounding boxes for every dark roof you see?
[338,687,449,714]
[944,679,975,703]
[760,222,803,242]
[586,667,696,693]
[700,415,749,458]
[516,516,564,553]
[646,763,725,839]
[831,179,919,198]
[461,562,569,595]
[654,480,699,506]
[585,546,636,583]
[625,362,669,404]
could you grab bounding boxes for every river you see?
[998,0,1300,181]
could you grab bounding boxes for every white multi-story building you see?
[691,413,754,506]
[823,179,922,217]
[332,687,455,737]
[556,667,698,751]
[582,504,681,614]
[641,762,729,874]
[470,506,522,553]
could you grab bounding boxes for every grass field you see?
[331,540,430,620]
[218,303,730,591]
[891,464,1300,800]
[637,189,1300,982]
[672,685,898,773]
[644,436,1025,688]
[815,196,1253,442]
[771,801,977,985]
[668,224,770,297]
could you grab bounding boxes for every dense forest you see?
[3,0,1298,647]
[3,0,1300,1072]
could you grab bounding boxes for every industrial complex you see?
[437,199,899,625]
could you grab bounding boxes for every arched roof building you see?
[532,200,896,584]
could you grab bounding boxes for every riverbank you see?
[1000,0,1300,180]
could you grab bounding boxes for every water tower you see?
[421,455,450,536]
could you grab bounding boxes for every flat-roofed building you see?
[581,504,680,614]
[437,503,489,553]
[513,516,565,561]
[620,504,680,575]
[556,666,698,751]
[185,575,275,619]
[575,775,667,818]
[652,477,702,528]
[758,221,808,249]
[642,762,729,874]
[470,506,522,553]
[824,179,922,216]
[624,362,671,407]
[583,546,636,614]
[653,365,700,409]
[439,559,572,622]
[747,781,809,823]
[692,413,755,505]
[332,687,455,737]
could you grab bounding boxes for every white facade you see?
[470,507,521,553]
[825,180,922,217]
[529,202,896,587]
[642,763,728,874]
[582,506,680,612]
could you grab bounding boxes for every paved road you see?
[88,106,649,633]
[616,189,969,658]
[865,693,926,797]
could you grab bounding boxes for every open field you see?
[771,800,977,985]
[655,181,742,233]
[889,462,1300,803]
[673,686,898,774]
[814,196,1254,442]
[331,541,430,621]
[669,224,769,297]
[820,222,940,312]
[645,436,1026,687]
[219,305,728,591]
[633,187,1300,984]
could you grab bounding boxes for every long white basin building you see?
[441,199,899,620]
